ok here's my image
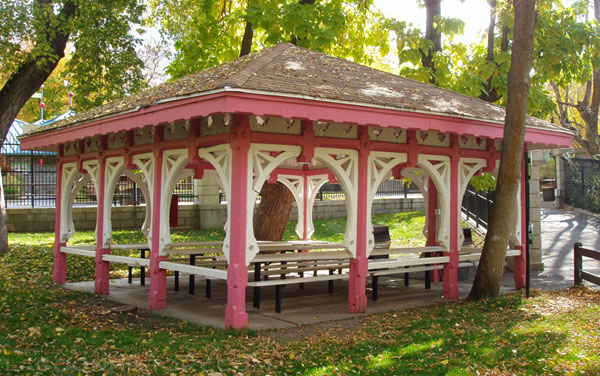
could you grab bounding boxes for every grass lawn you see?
[1,212,599,375]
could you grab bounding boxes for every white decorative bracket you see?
[457,158,487,248]
[199,145,234,261]
[314,148,358,257]
[366,151,407,256]
[122,169,151,237]
[247,144,301,261]
[102,157,125,248]
[158,149,190,256]
[278,173,329,239]
[81,160,101,244]
[60,162,85,243]
[401,168,431,238]
[132,153,155,249]
[417,155,451,250]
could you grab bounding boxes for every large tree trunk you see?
[468,0,537,300]
[253,182,295,241]
[0,0,76,254]
[239,0,253,57]
[479,1,502,103]
[421,0,442,85]
[0,170,7,255]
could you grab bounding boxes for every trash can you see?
[541,179,556,201]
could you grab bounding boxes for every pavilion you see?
[19,43,573,329]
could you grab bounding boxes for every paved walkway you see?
[526,206,600,290]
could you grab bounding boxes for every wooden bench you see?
[166,245,224,296]
[368,246,449,300]
[249,249,350,313]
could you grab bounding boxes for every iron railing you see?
[1,151,194,208]
[562,157,600,213]
[461,185,494,229]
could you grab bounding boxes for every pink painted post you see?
[225,114,251,329]
[349,129,369,313]
[302,172,308,242]
[426,180,442,282]
[514,153,528,288]
[94,157,110,294]
[53,158,66,284]
[443,137,460,300]
[148,149,168,310]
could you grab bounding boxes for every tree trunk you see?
[468,0,537,300]
[0,169,7,255]
[421,0,442,85]
[253,182,295,241]
[239,0,253,57]
[479,1,501,103]
[0,0,76,253]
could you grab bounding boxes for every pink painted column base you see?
[348,257,368,312]
[148,254,168,310]
[513,245,526,289]
[442,260,459,299]
[225,263,249,329]
[94,248,110,295]
[53,241,67,284]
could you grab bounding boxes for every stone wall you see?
[7,197,425,233]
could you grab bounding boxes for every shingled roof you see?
[23,43,568,137]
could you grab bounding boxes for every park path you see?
[526,206,600,290]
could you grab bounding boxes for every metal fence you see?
[317,179,422,200]
[1,152,195,208]
[461,185,495,229]
[1,152,57,207]
[562,157,600,213]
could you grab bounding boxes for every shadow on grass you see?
[294,295,570,375]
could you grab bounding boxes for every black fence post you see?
[30,152,35,208]
[574,242,582,285]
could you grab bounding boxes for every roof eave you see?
[19,88,573,151]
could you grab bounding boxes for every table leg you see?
[253,262,261,308]
[140,249,146,286]
[189,255,195,295]
[275,285,282,313]
[174,271,179,292]
[128,266,132,284]
[373,276,379,301]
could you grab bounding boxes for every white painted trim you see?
[60,246,95,257]
[132,153,155,249]
[102,157,125,248]
[122,170,151,237]
[366,151,407,257]
[417,155,451,251]
[159,261,228,280]
[159,149,190,256]
[458,158,487,248]
[199,144,233,261]
[314,147,359,257]
[102,254,150,267]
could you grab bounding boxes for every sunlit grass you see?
[1,213,599,375]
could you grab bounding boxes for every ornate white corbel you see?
[314,148,359,257]
[418,155,451,250]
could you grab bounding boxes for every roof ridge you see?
[224,43,294,88]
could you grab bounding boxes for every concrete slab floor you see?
[65,274,506,330]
